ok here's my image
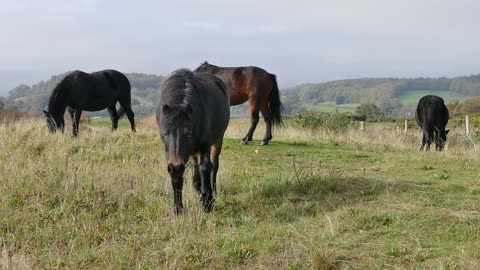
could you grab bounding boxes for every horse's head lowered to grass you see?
[43,109,64,133]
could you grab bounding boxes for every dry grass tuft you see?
[226,118,478,153]
[1,245,33,270]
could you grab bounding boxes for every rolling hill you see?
[282,75,480,115]
[3,72,480,117]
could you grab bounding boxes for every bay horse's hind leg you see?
[107,105,119,131]
[259,105,273,146]
[241,98,260,145]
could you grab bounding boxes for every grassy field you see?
[89,117,132,129]
[1,117,480,269]
[398,91,466,105]
[301,91,467,114]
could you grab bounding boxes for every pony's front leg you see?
[199,153,213,212]
[168,162,185,214]
[171,174,184,214]
[192,157,201,195]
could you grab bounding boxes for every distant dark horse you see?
[194,62,283,145]
[43,69,136,136]
[415,95,449,151]
[156,69,230,213]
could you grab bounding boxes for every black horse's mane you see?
[48,72,76,112]
[160,69,197,129]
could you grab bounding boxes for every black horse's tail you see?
[104,70,130,119]
[268,74,283,126]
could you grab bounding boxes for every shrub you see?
[0,109,25,123]
[291,111,353,132]
[355,103,381,119]
[460,96,480,115]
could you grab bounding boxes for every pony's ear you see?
[162,104,171,114]
[42,110,50,117]
[445,129,450,135]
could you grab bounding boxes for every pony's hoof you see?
[204,202,214,213]
[172,206,183,215]
[240,140,249,145]
[260,141,269,146]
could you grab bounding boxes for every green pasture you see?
[398,91,466,105]
[0,119,479,269]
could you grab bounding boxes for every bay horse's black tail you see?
[268,74,283,126]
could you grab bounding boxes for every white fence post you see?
[360,121,365,131]
[466,115,470,136]
[404,120,408,134]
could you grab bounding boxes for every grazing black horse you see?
[156,69,230,213]
[415,95,449,151]
[43,69,136,136]
[194,62,283,145]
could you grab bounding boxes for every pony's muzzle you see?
[168,163,185,177]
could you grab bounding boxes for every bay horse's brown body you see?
[194,62,283,145]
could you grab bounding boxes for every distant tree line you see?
[3,72,480,118]
[282,75,480,116]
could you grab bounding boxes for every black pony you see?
[415,95,449,151]
[194,62,283,145]
[156,69,230,213]
[43,69,136,136]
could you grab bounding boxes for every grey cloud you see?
[1,0,480,95]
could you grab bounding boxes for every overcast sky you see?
[1,0,480,95]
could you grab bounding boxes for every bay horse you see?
[42,69,136,136]
[415,95,449,151]
[194,62,283,145]
[156,69,230,213]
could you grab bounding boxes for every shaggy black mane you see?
[159,69,197,129]
[47,72,76,112]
